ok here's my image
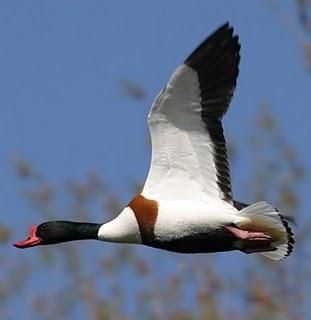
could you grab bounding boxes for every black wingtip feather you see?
[184,23,241,204]
[184,23,240,119]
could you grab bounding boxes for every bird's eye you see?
[41,224,47,229]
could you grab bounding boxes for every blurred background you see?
[0,1,310,319]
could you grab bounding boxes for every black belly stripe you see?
[148,228,238,254]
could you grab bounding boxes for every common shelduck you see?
[14,23,294,260]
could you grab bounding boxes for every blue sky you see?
[1,0,309,213]
[0,0,310,318]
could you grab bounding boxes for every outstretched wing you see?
[142,23,240,204]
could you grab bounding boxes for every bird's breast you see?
[128,195,237,250]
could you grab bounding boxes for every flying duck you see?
[14,23,294,260]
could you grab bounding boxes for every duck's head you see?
[14,207,143,249]
[13,221,101,249]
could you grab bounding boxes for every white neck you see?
[98,207,142,244]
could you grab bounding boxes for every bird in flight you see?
[14,23,294,260]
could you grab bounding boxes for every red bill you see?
[13,225,42,249]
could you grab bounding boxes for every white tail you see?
[237,201,294,260]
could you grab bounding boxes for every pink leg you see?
[225,225,271,241]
